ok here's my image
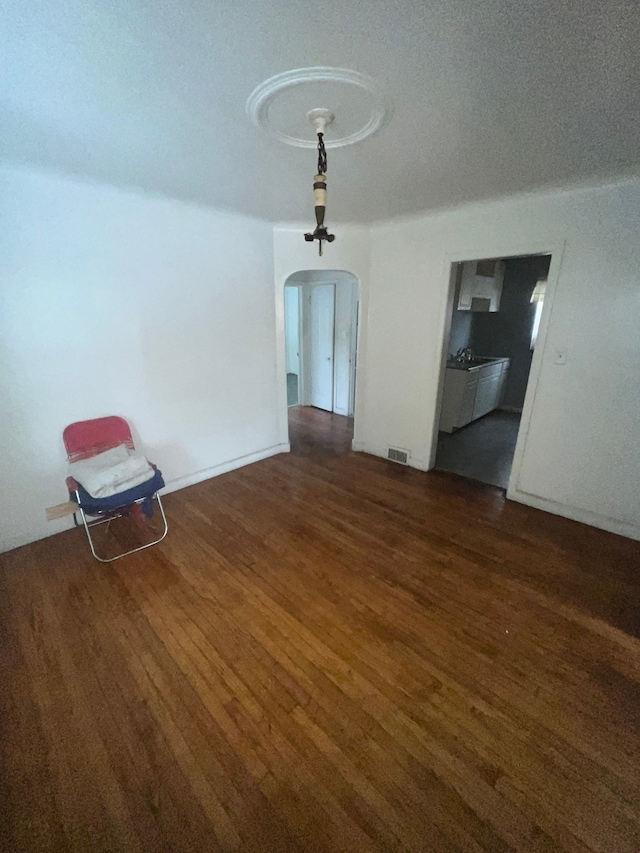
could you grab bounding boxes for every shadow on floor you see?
[435,410,521,489]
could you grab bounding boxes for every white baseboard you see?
[6,440,635,555]
[507,487,640,542]
[162,443,290,495]
[0,523,69,555]
[351,440,430,471]
[353,440,640,542]
[0,442,290,555]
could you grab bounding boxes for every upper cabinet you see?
[457,259,504,312]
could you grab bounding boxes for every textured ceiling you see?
[2,0,639,222]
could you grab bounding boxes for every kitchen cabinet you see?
[439,358,509,433]
[457,259,504,312]
[473,361,504,419]
[459,372,479,425]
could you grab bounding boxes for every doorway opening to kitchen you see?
[433,254,552,490]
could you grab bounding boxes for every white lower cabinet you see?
[473,362,504,420]
[439,359,509,433]
[459,374,479,425]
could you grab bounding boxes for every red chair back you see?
[63,416,135,463]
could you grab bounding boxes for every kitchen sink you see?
[446,355,505,370]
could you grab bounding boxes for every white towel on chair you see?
[69,444,155,498]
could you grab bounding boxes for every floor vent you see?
[387,447,409,465]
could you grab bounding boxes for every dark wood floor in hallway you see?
[2,406,640,853]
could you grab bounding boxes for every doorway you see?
[434,254,552,489]
[283,270,359,446]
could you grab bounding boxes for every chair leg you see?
[76,490,168,563]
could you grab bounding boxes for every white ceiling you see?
[2,0,639,222]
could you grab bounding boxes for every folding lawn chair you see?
[64,416,168,562]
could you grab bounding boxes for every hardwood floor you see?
[2,406,640,852]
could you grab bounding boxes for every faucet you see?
[455,347,472,363]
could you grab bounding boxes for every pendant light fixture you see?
[246,69,392,247]
[304,109,335,256]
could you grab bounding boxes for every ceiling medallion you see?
[246,67,391,148]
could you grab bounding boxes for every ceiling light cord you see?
[304,130,335,255]
[316,132,327,175]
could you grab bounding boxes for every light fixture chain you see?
[304,126,334,254]
[317,132,327,175]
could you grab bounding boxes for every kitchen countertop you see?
[445,356,509,372]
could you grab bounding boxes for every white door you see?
[309,284,335,411]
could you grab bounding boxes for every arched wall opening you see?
[279,269,360,446]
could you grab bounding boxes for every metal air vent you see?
[387,447,409,465]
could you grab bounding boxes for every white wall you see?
[0,165,282,552]
[359,178,640,540]
[273,226,370,443]
[4,169,639,550]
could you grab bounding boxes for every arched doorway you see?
[282,270,360,448]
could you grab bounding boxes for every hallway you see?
[288,405,354,459]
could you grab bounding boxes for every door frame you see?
[429,240,566,497]
[348,289,360,418]
[284,284,302,407]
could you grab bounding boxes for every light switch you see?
[553,348,568,365]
